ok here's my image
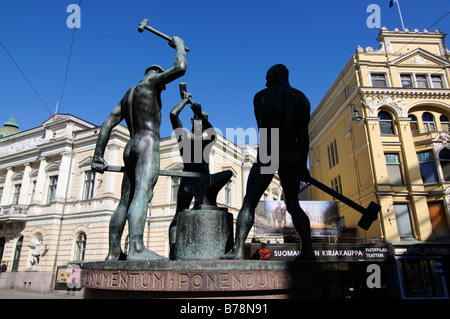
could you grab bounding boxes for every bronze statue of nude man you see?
[222,64,315,261]
[91,36,187,261]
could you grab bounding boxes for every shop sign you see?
[394,244,450,256]
[248,244,393,262]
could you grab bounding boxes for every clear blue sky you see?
[1,0,449,144]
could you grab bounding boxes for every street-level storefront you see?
[245,242,398,298]
[392,242,449,299]
[245,242,448,299]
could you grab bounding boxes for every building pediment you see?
[391,48,450,67]
[78,156,93,168]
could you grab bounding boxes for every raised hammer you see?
[179,82,194,104]
[307,177,380,230]
[138,18,190,52]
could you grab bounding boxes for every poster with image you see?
[255,201,340,237]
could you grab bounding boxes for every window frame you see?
[417,150,439,184]
[82,170,96,201]
[371,73,388,88]
[385,153,404,185]
[378,111,395,135]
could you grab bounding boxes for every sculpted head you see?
[265,64,289,87]
[144,65,166,90]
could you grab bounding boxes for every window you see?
[418,150,439,183]
[29,180,37,204]
[379,111,395,135]
[47,175,58,203]
[428,202,450,239]
[385,153,403,185]
[331,176,341,193]
[335,176,342,193]
[401,74,413,88]
[422,112,436,132]
[327,146,332,169]
[82,171,96,200]
[431,75,443,89]
[440,115,449,132]
[416,75,428,88]
[0,187,3,204]
[224,181,232,206]
[12,236,23,272]
[393,204,414,239]
[439,149,450,181]
[12,184,21,205]
[409,115,418,134]
[331,176,342,200]
[123,235,129,255]
[327,140,339,168]
[171,177,180,204]
[334,140,339,164]
[371,73,387,87]
[0,237,5,263]
[74,233,86,261]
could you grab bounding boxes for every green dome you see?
[0,117,21,138]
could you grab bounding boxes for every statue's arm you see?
[170,98,190,130]
[92,102,123,173]
[156,37,187,86]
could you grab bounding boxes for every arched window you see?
[123,235,129,255]
[422,112,436,132]
[74,233,86,261]
[12,236,23,272]
[440,115,449,132]
[0,237,5,263]
[439,148,450,181]
[378,111,394,135]
[409,114,418,134]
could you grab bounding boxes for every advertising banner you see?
[255,201,340,238]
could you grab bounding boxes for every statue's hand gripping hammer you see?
[138,18,190,52]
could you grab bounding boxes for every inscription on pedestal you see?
[82,269,309,292]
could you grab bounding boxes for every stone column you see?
[32,157,47,204]
[0,167,14,206]
[18,163,32,205]
[55,151,73,201]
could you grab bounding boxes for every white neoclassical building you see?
[0,114,282,293]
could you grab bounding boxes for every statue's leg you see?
[278,166,316,261]
[126,135,165,261]
[106,164,132,261]
[221,163,273,259]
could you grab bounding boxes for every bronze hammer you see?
[138,18,190,52]
[179,82,194,104]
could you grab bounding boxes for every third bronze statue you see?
[222,64,316,261]
[168,84,233,259]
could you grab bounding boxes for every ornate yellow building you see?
[309,27,450,243]
[0,114,282,293]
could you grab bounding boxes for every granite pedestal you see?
[81,259,322,299]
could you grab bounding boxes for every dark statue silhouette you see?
[222,64,316,261]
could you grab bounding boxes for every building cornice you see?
[360,87,450,99]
